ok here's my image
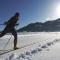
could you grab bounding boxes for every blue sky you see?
[0,0,60,30]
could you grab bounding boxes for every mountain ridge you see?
[18,18,60,32]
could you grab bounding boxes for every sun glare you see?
[56,4,60,18]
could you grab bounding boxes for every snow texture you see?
[0,32,60,60]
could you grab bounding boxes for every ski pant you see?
[0,28,17,48]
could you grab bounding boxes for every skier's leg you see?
[11,28,18,50]
[0,26,10,38]
[0,30,6,38]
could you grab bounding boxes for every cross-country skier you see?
[0,12,20,50]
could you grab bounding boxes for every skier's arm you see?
[4,16,14,25]
[4,21,19,26]
[4,21,8,25]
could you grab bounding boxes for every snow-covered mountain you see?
[18,18,60,32]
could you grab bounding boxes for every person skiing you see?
[0,12,20,50]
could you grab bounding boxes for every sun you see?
[56,4,60,18]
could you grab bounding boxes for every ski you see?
[0,48,21,55]
[0,42,38,55]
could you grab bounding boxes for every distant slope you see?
[18,18,60,32]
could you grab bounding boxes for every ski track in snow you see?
[5,39,60,60]
[0,32,60,60]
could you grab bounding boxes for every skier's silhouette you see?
[0,12,20,50]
